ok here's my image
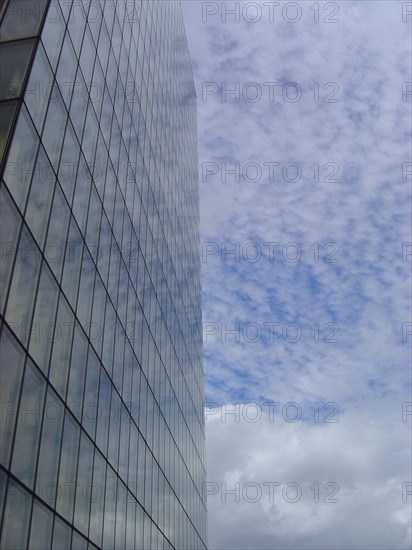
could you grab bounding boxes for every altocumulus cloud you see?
[181,0,411,548]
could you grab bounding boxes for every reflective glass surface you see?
[0,1,206,548]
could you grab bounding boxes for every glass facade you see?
[0,1,206,548]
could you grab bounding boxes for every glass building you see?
[0,1,206,548]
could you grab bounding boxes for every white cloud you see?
[181,0,411,547]
[205,408,411,549]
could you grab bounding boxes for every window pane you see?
[122,343,134,408]
[112,321,124,392]
[96,367,111,455]
[85,184,101,262]
[0,184,21,313]
[66,0,87,56]
[138,371,148,439]
[5,226,42,347]
[0,469,6,522]
[128,423,138,491]
[108,388,121,470]
[3,105,39,211]
[61,215,83,309]
[144,447,153,515]
[117,262,128,330]
[24,42,52,133]
[78,24,95,84]
[0,39,36,99]
[72,153,92,234]
[143,511,151,550]
[45,183,70,282]
[41,81,67,166]
[40,1,65,71]
[56,0,71,22]
[135,503,144,549]
[57,411,80,521]
[101,297,115,377]
[118,403,130,482]
[67,324,88,421]
[74,433,94,534]
[29,261,59,372]
[11,358,46,488]
[137,431,146,506]
[82,103,99,169]
[82,345,100,439]
[0,480,32,549]
[0,329,25,467]
[90,273,105,356]
[72,531,88,550]
[36,387,64,506]
[49,293,75,398]
[89,449,105,547]
[0,100,18,161]
[76,248,95,329]
[28,499,53,550]
[103,466,116,549]
[52,517,72,550]
[0,0,47,41]
[126,496,136,549]
[69,66,88,141]
[55,31,78,108]
[25,145,55,248]
[115,479,127,549]
[90,57,104,123]
[107,242,120,308]
[96,211,111,287]
[57,118,79,206]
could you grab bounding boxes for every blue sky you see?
[181,1,411,548]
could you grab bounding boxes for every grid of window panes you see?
[0,0,207,548]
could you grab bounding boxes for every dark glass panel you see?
[0,480,32,549]
[66,323,88,422]
[66,0,87,56]
[25,144,55,248]
[82,344,100,439]
[49,292,74,398]
[36,386,64,506]
[74,432,94,534]
[55,31,78,108]
[89,449,105,547]
[3,104,39,211]
[0,329,25,466]
[102,465,116,549]
[61,215,83,309]
[28,499,53,550]
[24,42,52,133]
[76,247,95,330]
[0,39,35,100]
[5,225,41,347]
[41,81,67,166]
[95,366,111,455]
[40,0,65,70]
[0,0,48,42]
[114,479,127,549]
[45,182,70,282]
[56,411,80,522]
[0,183,21,313]
[72,153,91,234]
[0,100,18,160]
[52,517,72,550]
[57,118,79,206]
[11,358,46,488]
[29,261,59,372]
